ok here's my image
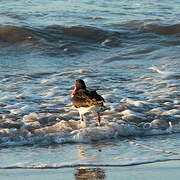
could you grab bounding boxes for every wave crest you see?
[140,23,180,35]
[0,21,179,56]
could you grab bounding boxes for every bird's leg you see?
[80,113,84,122]
[80,113,86,128]
[97,113,101,126]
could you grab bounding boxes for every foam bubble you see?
[0,97,180,147]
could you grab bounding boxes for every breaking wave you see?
[112,20,180,35]
[0,21,179,56]
[140,23,180,35]
[0,97,179,147]
[0,25,121,48]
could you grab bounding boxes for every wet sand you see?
[0,160,179,180]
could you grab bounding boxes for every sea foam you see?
[0,97,180,147]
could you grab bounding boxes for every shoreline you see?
[1,161,180,180]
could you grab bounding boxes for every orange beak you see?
[71,87,77,96]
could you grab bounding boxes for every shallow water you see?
[0,0,180,171]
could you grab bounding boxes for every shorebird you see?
[71,79,105,127]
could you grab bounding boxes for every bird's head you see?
[71,79,87,96]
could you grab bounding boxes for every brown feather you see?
[72,89,104,108]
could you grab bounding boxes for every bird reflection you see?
[75,167,106,180]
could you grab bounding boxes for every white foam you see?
[121,109,145,117]
[148,66,170,74]
[120,98,156,108]
[0,97,180,147]
[150,119,170,130]
[121,98,144,108]
[0,117,180,147]
[148,66,180,79]
[23,113,39,122]
[162,109,180,116]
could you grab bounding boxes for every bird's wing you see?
[72,90,104,108]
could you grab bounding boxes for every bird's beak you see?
[71,87,77,96]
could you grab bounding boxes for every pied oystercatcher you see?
[71,79,106,127]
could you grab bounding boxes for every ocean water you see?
[0,0,180,175]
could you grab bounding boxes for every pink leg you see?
[97,113,101,126]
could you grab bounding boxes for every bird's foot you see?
[80,120,87,128]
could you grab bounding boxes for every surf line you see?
[1,159,180,169]
[129,141,180,155]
